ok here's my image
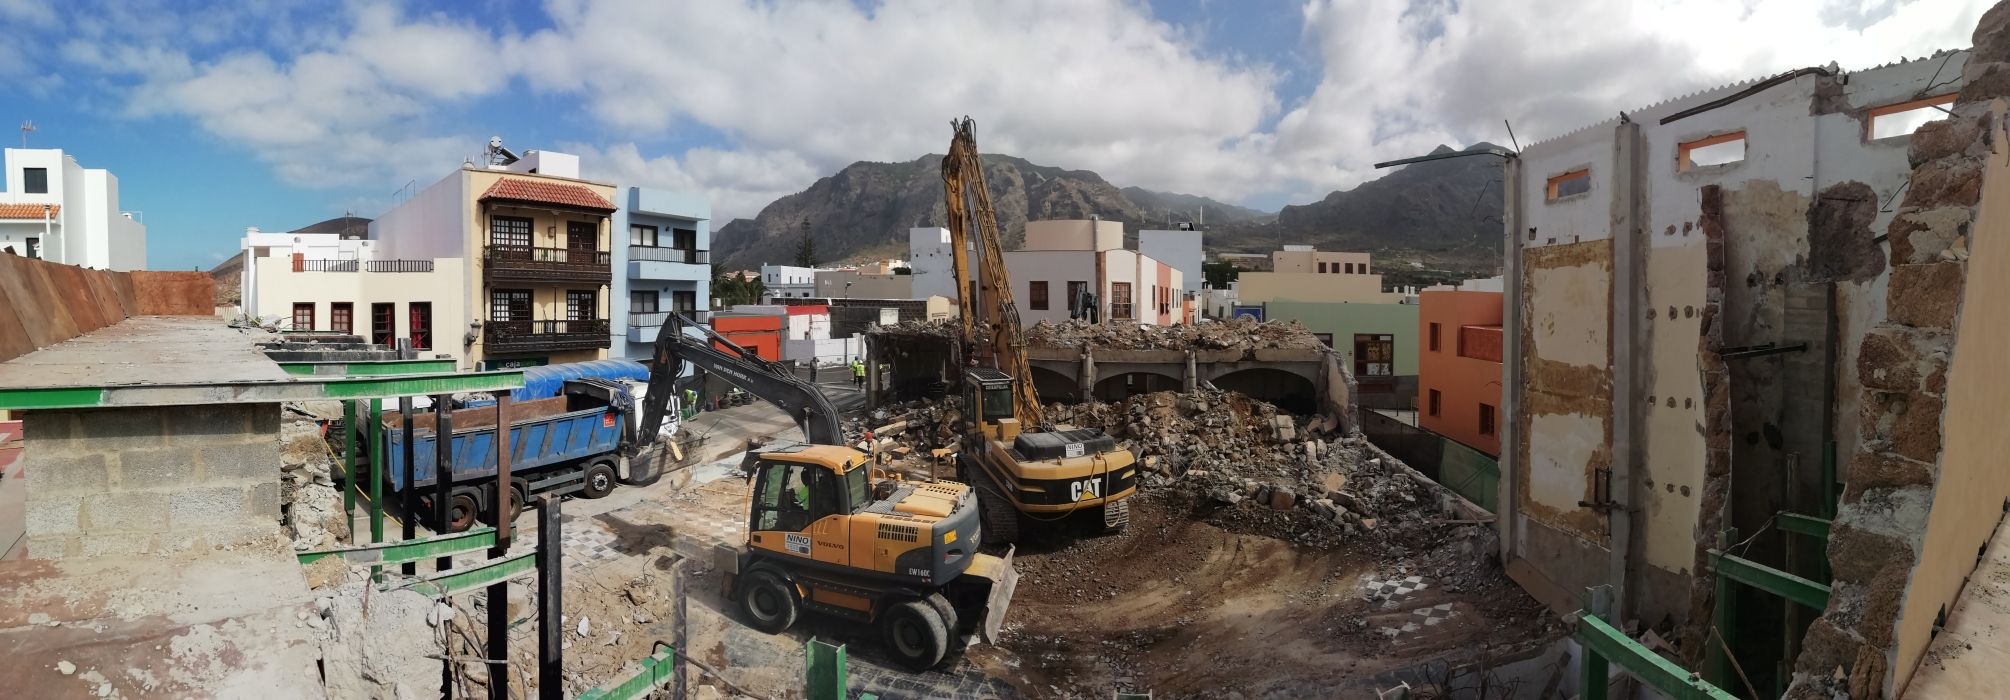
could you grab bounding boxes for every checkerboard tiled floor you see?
[1361,574,1430,609]
[1379,603,1457,638]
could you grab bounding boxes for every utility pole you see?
[19,121,34,148]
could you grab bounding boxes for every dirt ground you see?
[981,491,1555,698]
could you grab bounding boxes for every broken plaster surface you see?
[1519,241,1613,543]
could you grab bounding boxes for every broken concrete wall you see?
[1790,10,2010,691]
[1510,47,1972,661]
[0,254,216,363]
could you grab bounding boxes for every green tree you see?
[1203,260,1241,289]
[792,216,820,268]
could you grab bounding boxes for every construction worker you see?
[850,357,866,389]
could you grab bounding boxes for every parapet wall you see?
[0,254,215,363]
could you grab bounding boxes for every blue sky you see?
[0,0,1983,270]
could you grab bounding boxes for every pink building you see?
[1003,219,1184,327]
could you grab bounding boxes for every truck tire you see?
[580,462,618,499]
[484,482,525,527]
[881,598,950,671]
[445,489,481,533]
[1098,498,1130,535]
[739,570,799,634]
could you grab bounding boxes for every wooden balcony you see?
[484,245,612,283]
[484,319,611,354]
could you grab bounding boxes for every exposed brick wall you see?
[23,403,282,559]
[1786,3,2010,696]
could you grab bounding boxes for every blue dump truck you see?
[383,378,636,532]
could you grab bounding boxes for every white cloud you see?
[50,0,1997,221]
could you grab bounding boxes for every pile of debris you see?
[1045,389,1445,546]
[1025,317,1325,351]
[280,403,349,551]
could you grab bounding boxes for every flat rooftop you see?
[0,317,524,409]
[0,316,289,389]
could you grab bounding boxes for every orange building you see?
[1416,290,1504,456]
[708,313,782,361]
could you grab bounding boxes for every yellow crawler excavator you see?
[940,117,1140,542]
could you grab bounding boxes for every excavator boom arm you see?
[634,313,844,448]
[941,117,1045,425]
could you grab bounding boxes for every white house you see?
[239,217,464,357]
[760,264,823,302]
[0,148,147,270]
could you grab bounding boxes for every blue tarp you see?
[511,359,650,400]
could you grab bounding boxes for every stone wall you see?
[1789,4,2010,696]
[24,403,282,558]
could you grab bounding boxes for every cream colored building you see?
[1271,244,1372,274]
[1238,247,1404,305]
[240,222,466,357]
[372,149,617,370]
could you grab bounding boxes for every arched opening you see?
[1029,365,1080,405]
[1092,371,1182,403]
[1211,368,1317,414]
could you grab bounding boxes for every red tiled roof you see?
[480,177,614,212]
[0,204,59,219]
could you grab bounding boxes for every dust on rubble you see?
[868,388,1557,697]
[1024,317,1326,351]
[280,403,349,552]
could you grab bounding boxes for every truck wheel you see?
[1098,498,1131,535]
[739,570,799,634]
[446,490,481,533]
[485,482,525,527]
[881,599,950,671]
[580,462,618,499]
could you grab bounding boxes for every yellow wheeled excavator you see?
[940,117,1140,542]
[633,313,1016,670]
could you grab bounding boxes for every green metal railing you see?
[578,643,679,700]
[279,359,459,376]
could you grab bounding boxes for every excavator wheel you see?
[739,570,799,634]
[881,598,950,671]
[1098,498,1131,535]
[923,592,966,655]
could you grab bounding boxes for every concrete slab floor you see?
[0,543,323,698]
[0,316,290,390]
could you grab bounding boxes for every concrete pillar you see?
[1607,120,1645,618]
[865,334,880,410]
[24,403,282,559]
[1077,348,1096,402]
[1183,350,1198,393]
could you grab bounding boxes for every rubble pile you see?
[280,404,349,551]
[1047,389,1446,546]
[1025,317,1324,351]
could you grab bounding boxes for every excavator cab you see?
[962,368,1023,442]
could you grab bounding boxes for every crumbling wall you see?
[1518,240,1614,544]
[0,254,215,363]
[1790,8,2010,694]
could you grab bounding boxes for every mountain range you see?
[705,146,1508,286]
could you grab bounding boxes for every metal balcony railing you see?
[296,259,360,272]
[365,259,435,273]
[486,245,611,265]
[484,319,612,352]
[628,246,709,265]
[627,310,707,328]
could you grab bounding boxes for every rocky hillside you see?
[1208,143,1508,284]
[713,154,1260,269]
[714,146,1506,283]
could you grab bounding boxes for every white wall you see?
[0,149,148,270]
[907,227,961,301]
[1003,249,1096,326]
[783,337,862,365]
[371,170,469,260]
[1140,229,1204,294]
